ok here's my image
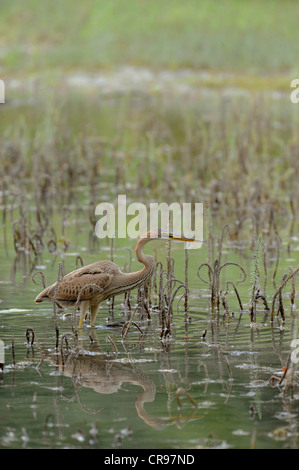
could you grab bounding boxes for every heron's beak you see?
[169,232,202,243]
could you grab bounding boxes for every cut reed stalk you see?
[106,335,118,354]
[11,335,15,366]
[175,387,198,409]
[270,267,299,322]
[25,328,35,347]
[60,333,78,365]
[184,248,189,313]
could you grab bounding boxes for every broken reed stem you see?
[278,353,292,386]
[218,224,230,264]
[60,333,78,365]
[219,262,247,283]
[184,248,189,313]
[288,197,296,255]
[175,387,198,409]
[123,291,132,317]
[262,239,267,284]
[121,319,144,341]
[161,279,186,334]
[256,291,270,323]
[137,285,150,319]
[220,290,229,321]
[43,414,55,439]
[47,239,57,254]
[224,355,233,379]
[52,262,64,348]
[197,263,213,285]
[198,360,209,378]
[32,271,46,289]
[166,241,173,311]
[11,335,15,366]
[147,277,152,309]
[25,328,35,347]
[159,267,166,310]
[121,305,138,340]
[75,255,84,268]
[211,259,220,313]
[152,260,161,297]
[290,267,296,306]
[272,234,281,288]
[105,335,118,354]
[249,234,262,322]
[199,223,245,315]
[157,263,167,329]
[225,281,244,311]
[277,279,286,322]
[270,267,299,322]
[197,259,246,315]
[168,283,187,319]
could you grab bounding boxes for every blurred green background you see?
[0,0,298,85]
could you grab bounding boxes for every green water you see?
[0,231,299,450]
[1,78,299,450]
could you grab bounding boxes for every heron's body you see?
[35,228,197,327]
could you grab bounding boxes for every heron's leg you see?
[90,303,100,327]
[78,300,90,328]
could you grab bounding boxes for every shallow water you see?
[1,235,299,450]
[1,77,299,450]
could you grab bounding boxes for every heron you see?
[35,228,199,327]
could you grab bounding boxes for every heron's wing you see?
[47,272,113,302]
[69,260,121,277]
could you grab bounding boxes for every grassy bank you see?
[0,0,298,78]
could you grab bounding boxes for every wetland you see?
[1,0,299,450]
[1,76,299,449]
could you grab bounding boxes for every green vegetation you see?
[1,1,299,450]
[0,0,298,79]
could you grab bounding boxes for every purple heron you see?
[35,228,198,327]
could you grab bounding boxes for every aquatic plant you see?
[197,225,246,317]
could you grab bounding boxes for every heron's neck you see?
[122,237,155,289]
[135,237,155,277]
[135,237,153,265]
[109,238,155,295]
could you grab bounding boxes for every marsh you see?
[1,0,299,450]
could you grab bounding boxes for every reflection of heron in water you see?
[48,350,163,429]
[35,228,199,327]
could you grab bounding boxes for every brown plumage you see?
[35,228,198,327]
